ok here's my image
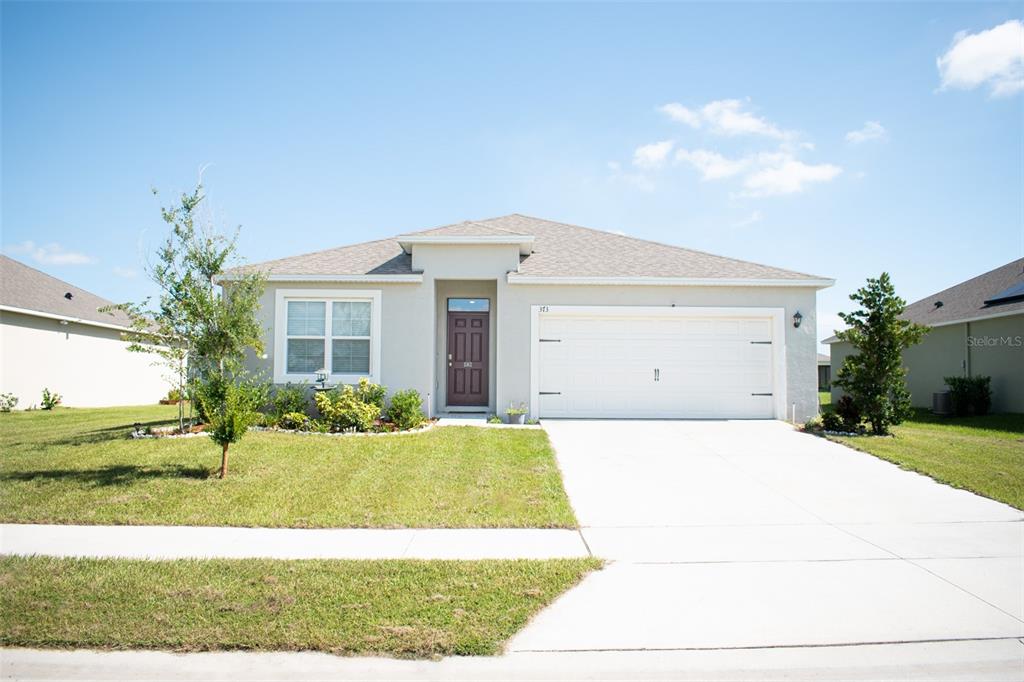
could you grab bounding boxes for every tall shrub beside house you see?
[833,273,928,435]
[111,183,266,477]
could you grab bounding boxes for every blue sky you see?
[3,2,1022,351]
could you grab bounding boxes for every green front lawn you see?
[828,410,1024,509]
[0,555,600,657]
[0,405,576,528]
[818,390,831,408]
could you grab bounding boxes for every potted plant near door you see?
[505,402,528,425]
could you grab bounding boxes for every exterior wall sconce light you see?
[792,311,803,328]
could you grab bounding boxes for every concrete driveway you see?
[510,420,1024,658]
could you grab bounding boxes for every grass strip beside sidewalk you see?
[0,556,601,657]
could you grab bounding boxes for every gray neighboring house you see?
[0,255,168,407]
[817,353,831,390]
[226,215,833,421]
[826,258,1024,413]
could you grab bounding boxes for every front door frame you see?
[446,309,491,407]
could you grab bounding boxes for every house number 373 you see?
[539,306,550,312]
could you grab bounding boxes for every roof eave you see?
[507,274,835,288]
[904,307,1024,329]
[825,306,1024,344]
[0,304,134,333]
[217,273,424,284]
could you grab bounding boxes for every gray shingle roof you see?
[473,215,822,279]
[823,258,1024,344]
[231,238,412,276]
[233,214,827,281]
[0,255,133,327]
[901,257,1024,326]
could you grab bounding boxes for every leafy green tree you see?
[834,273,928,435]
[109,183,266,473]
[193,375,266,478]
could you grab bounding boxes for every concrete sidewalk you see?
[4,640,1022,681]
[0,524,590,560]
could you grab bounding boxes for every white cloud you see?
[675,148,751,180]
[733,210,763,228]
[741,156,842,197]
[632,139,675,169]
[937,20,1024,97]
[658,103,701,128]
[112,266,138,278]
[675,148,842,196]
[700,99,787,138]
[846,121,887,144]
[623,99,842,197]
[7,241,96,265]
[660,98,791,138]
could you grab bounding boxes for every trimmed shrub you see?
[803,416,823,431]
[279,411,312,431]
[821,412,844,432]
[354,378,387,410]
[835,395,861,431]
[269,383,310,421]
[315,385,381,432]
[0,393,18,412]
[388,389,426,430]
[944,376,992,416]
[40,388,61,410]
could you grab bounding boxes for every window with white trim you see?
[278,291,379,381]
[330,301,371,374]
[286,301,326,374]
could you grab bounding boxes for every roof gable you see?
[400,221,530,238]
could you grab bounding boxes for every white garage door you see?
[537,310,777,419]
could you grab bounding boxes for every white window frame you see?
[274,288,382,385]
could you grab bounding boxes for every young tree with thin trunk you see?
[193,375,265,478]
[833,273,928,435]
[111,183,266,476]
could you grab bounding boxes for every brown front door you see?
[447,311,489,406]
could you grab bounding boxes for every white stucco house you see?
[0,255,169,408]
[226,215,833,422]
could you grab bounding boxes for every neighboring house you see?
[225,215,832,421]
[0,256,168,408]
[826,258,1024,413]
[817,352,831,390]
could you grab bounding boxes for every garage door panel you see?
[538,312,776,419]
